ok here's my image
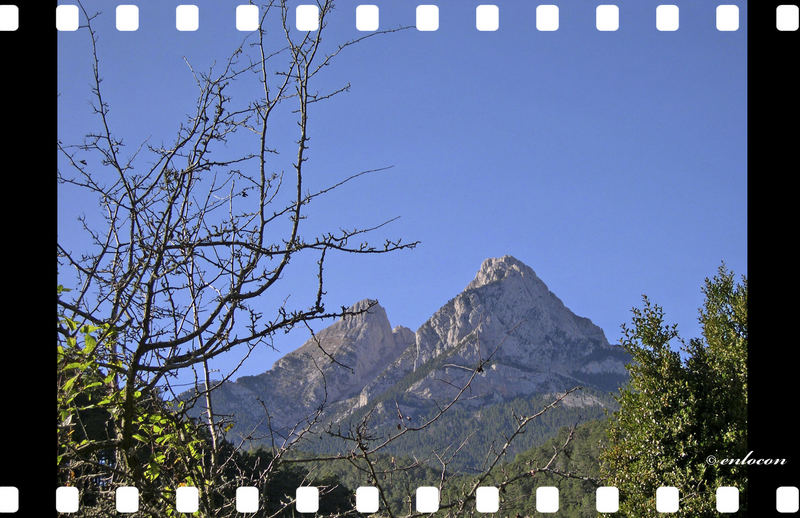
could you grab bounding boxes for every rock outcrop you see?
[189,256,628,445]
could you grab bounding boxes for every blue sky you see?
[57,1,747,384]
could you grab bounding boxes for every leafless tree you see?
[57,2,592,516]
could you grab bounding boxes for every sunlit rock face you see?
[189,256,628,443]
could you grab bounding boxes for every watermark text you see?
[706,451,788,466]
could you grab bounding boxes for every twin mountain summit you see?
[188,255,630,467]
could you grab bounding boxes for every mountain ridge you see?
[187,255,629,461]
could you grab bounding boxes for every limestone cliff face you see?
[193,256,628,441]
[200,299,412,433]
[348,255,628,419]
[273,299,411,406]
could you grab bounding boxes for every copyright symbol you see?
[706,455,717,465]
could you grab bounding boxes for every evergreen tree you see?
[600,265,747,516]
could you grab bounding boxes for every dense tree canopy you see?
[600,265,747,517]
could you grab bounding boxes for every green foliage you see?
[57,316,118,470]
[57,310,209,515]
[310,450,442,514]
[306,389,615,474]
[479,419,608,517]
[58,297,356,516]
[307,419,610,516]
[600,265,747,517]
[218,448,354,517]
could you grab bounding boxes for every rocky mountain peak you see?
[466,255,540,291]
[335,298,388,331]
[191,256,629,446]
[347,298,381,313]
[289,298,394,362]
[392,325,415,345]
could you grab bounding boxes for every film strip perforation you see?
[0,484,797,514]
[0,4,796,32]
[1,0,791,513]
